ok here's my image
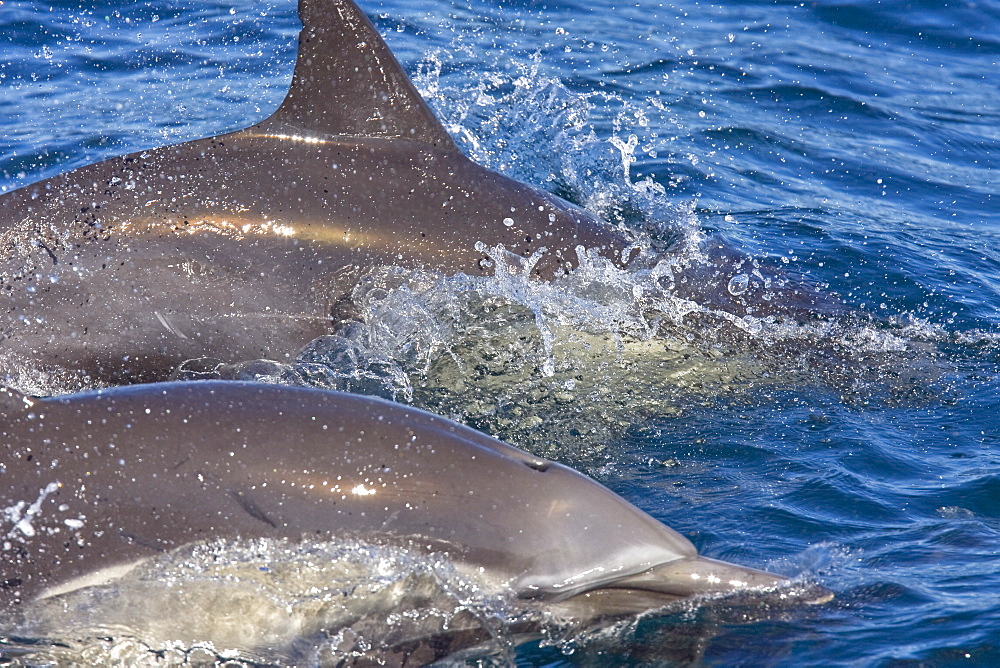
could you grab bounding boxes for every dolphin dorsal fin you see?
[255,0,457,150]
[0,386,35,418]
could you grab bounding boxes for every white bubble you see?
[727,273,750,296]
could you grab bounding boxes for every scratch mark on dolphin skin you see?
[154,311,189,340]
[170,456,191,471]
[37,241,58,265]
[228,490,278,528]
[119,530,167,553]
[380,509,400,531]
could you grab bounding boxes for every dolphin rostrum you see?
[0,0,637,391]
[0,382,826,624]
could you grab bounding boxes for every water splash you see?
[2,536,523,666]
[175,231,945,467]
[413,46,689,230]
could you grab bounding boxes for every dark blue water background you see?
[2,0,999,665]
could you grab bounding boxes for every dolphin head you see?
[492,456,833,618]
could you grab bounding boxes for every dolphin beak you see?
[610,556,834,605]
[550,556,833,622]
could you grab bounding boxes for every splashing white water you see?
[3,536,526,666]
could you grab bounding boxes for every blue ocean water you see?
[2,0,999,665]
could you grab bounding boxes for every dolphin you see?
[0,381,827,639]
[0,0,637,391]
[0,0,835,394]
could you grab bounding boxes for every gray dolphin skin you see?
[0,381,821,619]
[0,0,636,389]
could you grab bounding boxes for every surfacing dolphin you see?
[0,0,635,391]
[0,381,828,660]
[0,0,830,394]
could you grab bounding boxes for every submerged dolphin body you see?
[0,0,635,390]
[0,382,824,634]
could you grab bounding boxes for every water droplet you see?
[728,273,750,296]
[502,217,514,227]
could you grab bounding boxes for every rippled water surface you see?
[2,0,999,665]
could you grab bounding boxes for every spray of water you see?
[3,536,526,666]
